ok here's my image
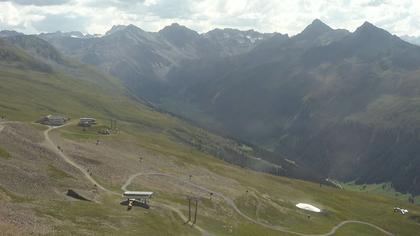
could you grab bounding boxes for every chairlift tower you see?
[186,195,200,224]
[110,119,118,130]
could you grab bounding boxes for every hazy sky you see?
[0,0,419,36]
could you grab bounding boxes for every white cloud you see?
[0,0,419,36]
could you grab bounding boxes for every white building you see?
[79,117,97,127]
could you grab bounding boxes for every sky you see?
[0,0,419,36]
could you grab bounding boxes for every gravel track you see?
[43,123,209,235]
[123,172,394,236]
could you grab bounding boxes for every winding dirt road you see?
[122,172,394,236]
[319,220,394,236]
[42,123,209,235]
[121,172,209,235]
[43,124,116,195]
[0,121,397,236]
[39,122,393,236]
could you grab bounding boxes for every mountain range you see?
[157,20,420,195]
[1,19,420,195]
[0,32,311,183]
[34,23,273,100]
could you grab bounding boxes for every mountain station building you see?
[79,117,97,127]
[38,115,69,126]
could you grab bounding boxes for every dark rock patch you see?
[66,189,91,201]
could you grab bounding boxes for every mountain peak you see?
[297,19,333,38]
[354,21,392,39]
[306,19,332,30]
[105,24,143,36]
[358,21,378,31]
[159,23,199,47]
[159,23,197,34]
[168,23,181,28]
[126,24,140,30]
[311,19,327,26]
[105,25,127,35]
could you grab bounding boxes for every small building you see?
[122,191,154,209]
[38,115,68,126]
[79,117,97,127]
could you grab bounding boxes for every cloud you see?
[361,0,387,7]
[0,0,420,36]
[0,0,71,6]
[146,0,193,19]
[32,13,89,32]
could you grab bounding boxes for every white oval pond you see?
[296,203,321,213]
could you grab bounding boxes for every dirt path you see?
[43,123,208,235]
[43,124,117,195]
[319,220,394,236]
[2,121,396,236]
[121,172,167,192]
[123,172,394,236]
[161,203,210,236]
[121,172,210,235]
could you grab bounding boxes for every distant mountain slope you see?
[0,30,23,38]
[0,38,51,72]
[0,36,147,121]
[2,34,65,65]
[2,27,420,236]
[401,35,420,46]
[22,20,420,195]
[37,24,274,101]
[157,20,420,195]
[0,36,306,181]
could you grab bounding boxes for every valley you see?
[0,10,420,235]
[33,19,420,196]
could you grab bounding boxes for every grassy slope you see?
[341,181,420,204]
[0,61,267,166]
[0,61,248,160]
[0,40,419,235]
[42,122,420,235]
[0,61,214,235]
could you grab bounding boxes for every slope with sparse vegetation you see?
[0,25,420,236]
